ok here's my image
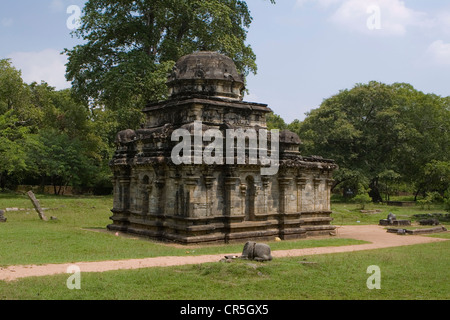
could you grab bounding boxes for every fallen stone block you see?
[0,210,6,223]
[406,226,447,235]
[392,220,411,226]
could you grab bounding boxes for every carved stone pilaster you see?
[261,176,270,189]
[278,177,293,214]
[313,178,322,189]
[296,176,308,213]
[204,175,215,189]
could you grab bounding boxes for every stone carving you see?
[115,129,137,145]
[387,212,396,224]
[0,209,6,223]
[379,212,411,226]
[240,241,273,262]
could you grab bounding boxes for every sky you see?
[1,0,450,123]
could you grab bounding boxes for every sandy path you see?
[0,225,447,282]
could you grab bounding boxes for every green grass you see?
[1,193,449,300]
[0,193,366,266]
[331,201,449,226]
[0,241,448,300]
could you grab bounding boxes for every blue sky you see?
[1,0,450,123]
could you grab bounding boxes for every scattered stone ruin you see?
[379,213,411,226]
[0,209,6,223]
[108,51,338,244]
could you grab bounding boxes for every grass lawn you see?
[0,241,448,300]
[331,201,449,226]
[0,193,366,266]
[1,193,449,300]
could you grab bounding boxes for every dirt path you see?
[0,225,447,282]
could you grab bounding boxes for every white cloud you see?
[295,0,341,9]
[426,40,450,66]
[295,0,432,36]
[8,49,71,90]
[330,0,430,36]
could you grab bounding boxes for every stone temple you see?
[108,51,338,244]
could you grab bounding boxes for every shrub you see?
[352,193,372,210]
[417,192,442,209]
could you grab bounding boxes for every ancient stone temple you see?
[108,51,338,244]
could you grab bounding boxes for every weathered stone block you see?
[0,209,6,223]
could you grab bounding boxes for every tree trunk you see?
[0,172,4,190]
[369,179,383,203]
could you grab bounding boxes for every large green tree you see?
[0,59,108,193]
[65,0,275,134]
[25,85,107,193]
[0,59,36,189]
[295,81,450,202]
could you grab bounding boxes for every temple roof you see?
[167,51,245,101]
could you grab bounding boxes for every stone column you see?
[224,176,239,243]
[130,172,139,213]
[119,176,131,212]
[278,177,292,214]
[296,177,308,213]
[204,174,215,217]
[224,176,239,217]
[240,183,247,219]
[261,176,270,216]
[111,176,120,211]
[155,179,166,216]
[278,177,293,239]
[143,184,152,215]
[326,179,335,211]
[185,176,199,217]
[313,178,322,211]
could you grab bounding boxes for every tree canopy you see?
[293,81,450,201]
[64,0,275,142]
[2,0,449,202]
[0,59,108,193]
[65,2,271,105]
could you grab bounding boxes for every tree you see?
[0,111,29,189]
[0,59,36,189]
[25,85,107,194]
[26,129,99,194]
[378,169,401,202]
[392,85,450,199]
[295,81,450,202]
[266,112,287,130]
[0,59,108,193]
[297,82,404,201]
[421,161,450,195]
[65,0,275,132]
